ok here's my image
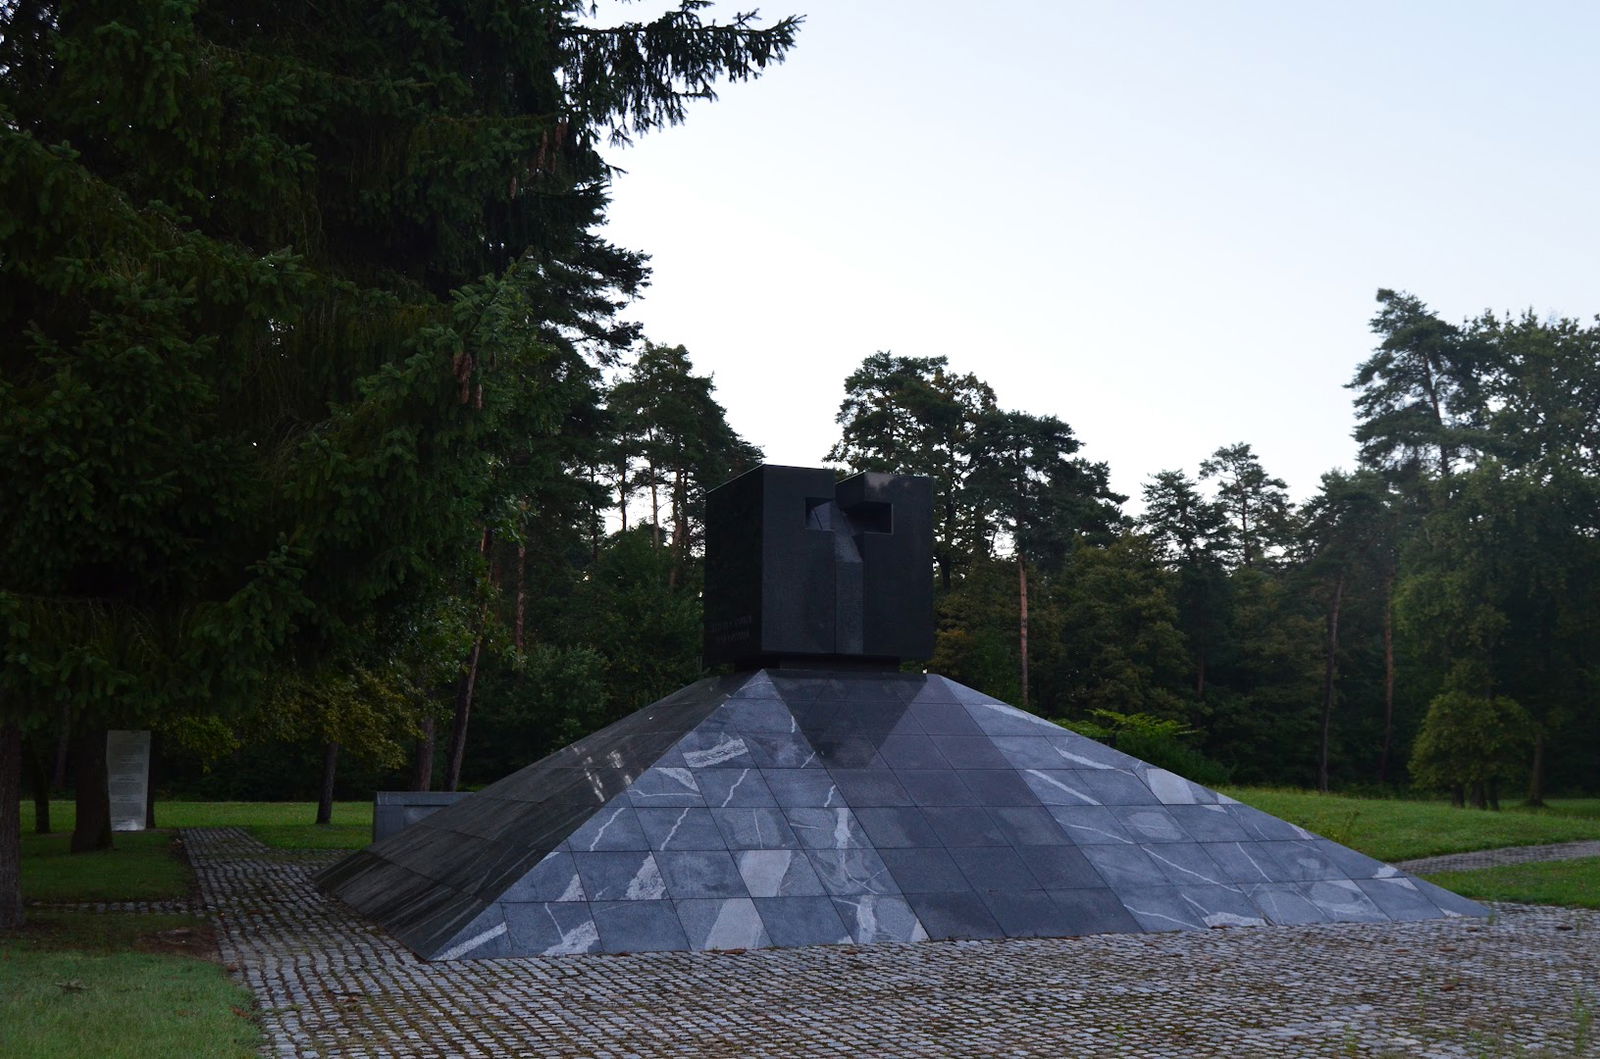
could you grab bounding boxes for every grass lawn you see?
[1426,857,1600,910]
[1219,788,1600,863]
[0,912,260,1058]
[23,799,374,851]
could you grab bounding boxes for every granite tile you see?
[1047,888,1143,935]
[981,890,1062,938]
[1167,804,1252,843]
[590,901,690,953]
[563,803,650,852]
[637,807,727,850]
[989,805,1071,846]
[676,897,770,950]
[828,768,915,807]
[905,891,1004,940]
[712,807,799,850]
[1117,885,1209,932]
[502,901,600,955]
[853,806,943,848]
[1046,805,1138,845]
[625,767,705,807]
[807,848,900,895]
[896,770,978,806]
[875,733,949,770]
[784,807,870,849]
[1199,841,1290,884]
[1112,806,1190,843]
[500,851,586,903]
[1017,845,1104,889]
[694,768,778,808]
[1300,879,1389,922]
[1080,844,1166,888]
[948,846,1038,892]
[920,805,1008,847]
[877,847,973,893]
[572,851,666,901]
[744,733,822,769]
[653,850,747,898]
[762,769,843,807]
[1358,877,1448,921]
[1244,882,1328,925]
[832,895,928,943]
[736,849,827,897]
[751,896,851,947]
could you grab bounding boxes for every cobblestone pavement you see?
[1396,841,1600,875]
[186,828,1599,1058]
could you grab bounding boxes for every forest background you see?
[2,2,1596,918]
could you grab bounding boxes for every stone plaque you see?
[107,729,151,832]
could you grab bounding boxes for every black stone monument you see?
[703,465,934,667]
[317,465,1484,959]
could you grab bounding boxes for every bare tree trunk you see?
[27,736,51,834]
[1526,729,1546,807]
[0,722,23,930]
[1195,651,1206,699]
[514,542,527,653]
[618,461,629,532]
[1470,781,1487,810]
[411,716,435,792]
[1317,571,1345,794]
[316,741,339,825]
[1450,784,1464,808]
[1377,575,1396,784]
[70,728,112,853]
[444,636,483,793]
[649,460,660,545]
[1488,779,1501,812]
[1018,556,1030,710]
[50,705,70,791]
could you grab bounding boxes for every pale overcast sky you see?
[594,1,1600,507]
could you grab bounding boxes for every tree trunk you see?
[0,722,23,930]
[1018,556,1030,710]
[70,728,112,853]
[1317,571,1345,794]
[514,542,527,653]
[444,636,483,793]
[1450,784,1464,808]
[27,736,51,835]
[1470,781,1487,810]
[411,716,435,792]
[316,741,339,825]
[1526,729,1546,807]
[50,704,70,791]
[1195,651,1206,699]
[1377,574,1396,784]
[649,461,660,544]
[1488,779,1501,812]
[618,460,629,532]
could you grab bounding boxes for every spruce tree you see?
[0,0,797,927]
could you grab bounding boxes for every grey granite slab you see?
[905,891,1004,939]
[1047,888,1143,935]
[1199,841,1290,884]
[784,807,870,849]
[1046,805,1139,845]
[989,805,1072,846]
[1357,877,1452,921]
[625,767,705,807]
[875,733,950,770]
[877,847,973,893]
[761,769,843,807]
[694,767,778,808]
[1167,804,1253,842]
[676,897,770,950]
[1017,844,1104,889]
[654,850,748,898]
[832,895,928,943]
[751,896,851,947]
[807,848,900,895]
[712,807,799,850]
[1301,879,1389,922]
[563,803,651,852]
[920,805,1009,847]
[896,769,978,806]
[590,900,690,953]
[852,806,943,848]
[827,768,915,806]
[1080,844,1167,888]
[502,901,600,955]
[736,849,828,897]
[981,890,1062,938]
[573,851,666,901]
[1244,882,1329,925]
[948,845,1038,892]
[637,807,727,851]
[499,852,586,902]
[743,732,822,769]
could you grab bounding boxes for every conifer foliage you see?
[0,0,797,927]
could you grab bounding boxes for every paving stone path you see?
[185,828,1599,1058]
[1396,840,1600,875]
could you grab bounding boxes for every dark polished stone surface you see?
[703,466,934,666]
[318,669,1487,960]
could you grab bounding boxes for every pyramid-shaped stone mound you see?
[317,668,1484,959]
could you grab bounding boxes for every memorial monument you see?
[318,465,1483,959]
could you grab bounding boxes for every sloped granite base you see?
[317,670,1485,959]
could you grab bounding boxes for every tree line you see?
[5,2,1596,936]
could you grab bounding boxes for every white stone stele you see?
[107,729,151,832]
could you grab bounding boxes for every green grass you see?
[1426,857,1600,910]
[0,913,259,1059]
[21,830,191,903]
[1220,789,1600,863]
[23,799,374,851]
